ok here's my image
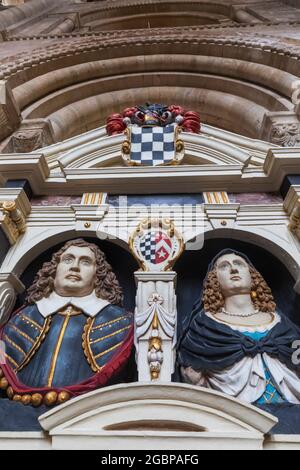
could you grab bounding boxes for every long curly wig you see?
[26,239,123,306]
[203,262,276,315]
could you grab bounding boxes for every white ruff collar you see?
[36,291,111,318]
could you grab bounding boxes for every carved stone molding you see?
[38,383,277,450]
[0,153,49,194]
[134,271,177,382]
[0,81,20,141]
[135,292,176,380]
[2,32,300,85]
[0,273,24,326]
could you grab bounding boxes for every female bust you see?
[178,250,300,404]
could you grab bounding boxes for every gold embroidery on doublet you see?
[82,317,102,372]
[16,317,52,373]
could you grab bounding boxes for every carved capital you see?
[0,188,31,245]
[282,185,300,241]
[4,119,55,154]
[271,123,300,148]
[288,198,300,239]
[260,112,300,147]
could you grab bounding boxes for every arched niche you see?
[2,34,299,149]
[174,236,300,336]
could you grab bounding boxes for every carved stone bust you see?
[0,238,133,408]
[178,250,300,405]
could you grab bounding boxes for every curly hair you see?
[26,239,124,306]
[203,263,276,314]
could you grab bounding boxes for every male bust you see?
[178,250,300,405]
[0,239,133,408]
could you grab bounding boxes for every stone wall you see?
[0,0,300,148]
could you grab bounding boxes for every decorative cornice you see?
[0,128,295,194]
[0,154,49,194]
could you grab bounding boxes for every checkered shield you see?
[130,124,176,166]
[139,231,172,265]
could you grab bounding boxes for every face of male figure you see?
[54,245,97,297]
[215,253,252,298]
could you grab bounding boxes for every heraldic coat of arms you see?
[106,103,201,167]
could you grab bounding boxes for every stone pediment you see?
[39,382,277,450]
[45,123,269,173]
[0,123,298,194]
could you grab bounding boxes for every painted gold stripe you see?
[221,191,228,204]
[98,193,103,205]
[16,317,51,373]
[10,325,34,344]
[21,315,43,331]
[213,192,220,204]
[206,192,212,204]
[82,317,102,372]
[91,193,96,205]
[5,353,19,369]
[4,335,26,357]
[84,193,89,205]
[91,315,127,331]
[94,341,123,360]
[47,314,71,387]
[90,325,131,345]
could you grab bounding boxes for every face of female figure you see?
[54,245,97,297]
[215,253,252,298]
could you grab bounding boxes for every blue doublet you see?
[3,303,133,389]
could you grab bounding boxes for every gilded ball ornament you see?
[12,395,22,402]
[44,391,58,406]
[0,377,8,390]
[31,393,43,407]
[57,391,71,404]
[6,386,14,399]
[21,394,32,406]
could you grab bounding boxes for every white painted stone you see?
[134,272,177,382]
[38,382,277,450]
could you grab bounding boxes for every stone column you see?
[0,273,24,326]
[134,271,177,382]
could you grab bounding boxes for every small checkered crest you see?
[129,218,184,272]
